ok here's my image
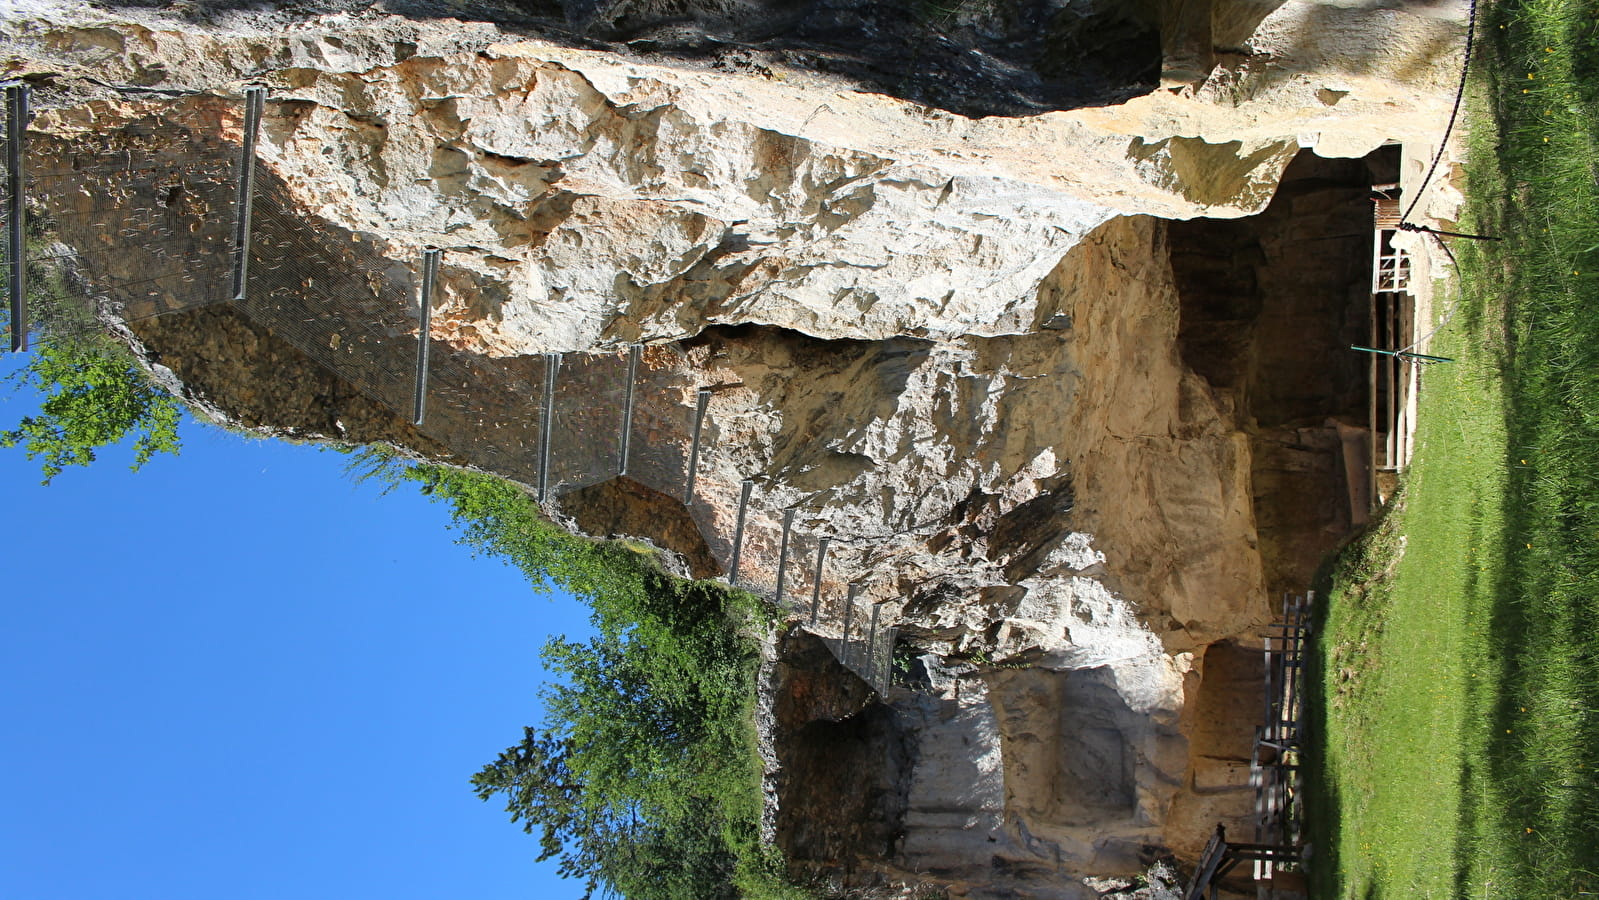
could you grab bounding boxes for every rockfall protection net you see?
[424,348,546,487]
[16,91,904,692]
[622,347,701,499]
[240,175,421,417]
[728,491,809,605]
[3,85,20,351]
[547,347,631,496]
[816,595,895,693]
[13,96,244,344]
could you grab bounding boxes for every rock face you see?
[4,1,1469,896]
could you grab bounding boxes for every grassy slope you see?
[1309,2,1599,897]
[1309,319,1507,899]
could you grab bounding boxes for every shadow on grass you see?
[1301,562,1344,899]
[1448,7,1599,891]
[1302,510,1394,900]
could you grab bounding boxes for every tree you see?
[361,458,793,898]
[3,241,182,483]
[469,573,762,900]
[2,332,182,483]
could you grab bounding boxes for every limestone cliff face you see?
[4,2,1468,896]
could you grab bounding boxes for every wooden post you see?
[1368,287,1379,490]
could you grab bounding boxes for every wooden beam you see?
[1185,825,1229,900]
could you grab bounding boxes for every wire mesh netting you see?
[814,593,894,692]
[547,347,631,497]
[621,347,702,501]
[25,97,243,329]
[3,88,19,350]
[747,507,810,614]
[869,626,898,690]
[419,348,546,486]
[238,173,421,419]
[813,577,858,638]
[791,532,835,626]
[729,497,788,600]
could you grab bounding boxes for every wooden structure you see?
[1189,593,1312,899]
[1185,824,1303,900]
[1368,191,1417,503]
[1255,594,1311,872]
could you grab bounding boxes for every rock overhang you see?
[3,1,1471,895]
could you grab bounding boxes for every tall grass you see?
[1308,1,1599,897]
[1453,2,1599,895]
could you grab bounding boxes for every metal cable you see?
[1400,0,1480,228]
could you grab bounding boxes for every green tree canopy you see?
[3,230,183,484]
[354,457,802,899]
[2,331,182,483]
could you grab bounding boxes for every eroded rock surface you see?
[2,1,1470,896]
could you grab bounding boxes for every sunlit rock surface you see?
[3,1,1469,895]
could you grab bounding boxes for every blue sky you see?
[0,355,590,898]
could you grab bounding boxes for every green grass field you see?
[1307,2,1599,898]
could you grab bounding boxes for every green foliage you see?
[1308,2,1599,897]
[1450,4,1599,893]
[352,451,802,899]
[2,237,182,484]
[2,335,183,484]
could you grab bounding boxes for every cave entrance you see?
[1168,145,1403,596]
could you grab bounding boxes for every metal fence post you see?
[774,508,795,607]
[809,536,830,628]
[864,603,881,687]
[230,86,265,302]
[619,343,640,475]
[5,83,29,352]
[840,584,858,669]
[728,478,753,587]
[683,388,711,504]
[537,352,558,502]
[880,627,896,688]
[412,248,439,426]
